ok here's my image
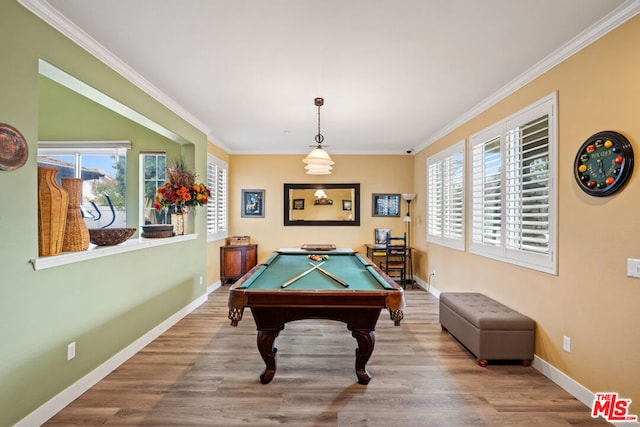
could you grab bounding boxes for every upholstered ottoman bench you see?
[439,292,535,367]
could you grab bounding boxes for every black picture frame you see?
[284,183,360,226]
[293,198,305,210]
[372,193,400,217]
[342,200,352,211]
[241,189,265,218]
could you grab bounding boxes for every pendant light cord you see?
[315,97,324,145]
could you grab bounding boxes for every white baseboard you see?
[207,279,222,294]
[15,291,210,427]
[422,279,440,298]
[531,356,594,408]
[532,356,639,426]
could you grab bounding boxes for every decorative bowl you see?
[89,228,136,246]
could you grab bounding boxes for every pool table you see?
[228,249,405,384]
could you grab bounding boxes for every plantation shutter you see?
[427,140,465,250]
[469,93,556,273]
[505,115,550,255]
[207,154,228,240]
[427,161,442,238]
[471,128,502,251]
[442,151,464,241]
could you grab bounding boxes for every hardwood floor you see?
[45,287,607,426]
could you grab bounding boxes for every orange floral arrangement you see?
[154,182,210,211]
[154,163,210,211]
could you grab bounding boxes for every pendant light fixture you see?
[303,97,334,175]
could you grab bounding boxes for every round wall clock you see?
[574,130,634,197]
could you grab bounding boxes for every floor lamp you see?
[402,193,416,287]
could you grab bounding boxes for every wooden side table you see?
[220,244,257,283]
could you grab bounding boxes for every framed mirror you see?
[284,183,360,226]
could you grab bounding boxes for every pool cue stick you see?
[281,261,325,288]
[310,262,349,288]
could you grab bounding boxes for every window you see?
[38,141,130,228]
[427,140,465,250]
[140,153,168,225]
[207,154,228,241]
[469,93,557,274]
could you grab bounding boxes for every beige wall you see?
[413,16,640,410]
[228,154,414,260]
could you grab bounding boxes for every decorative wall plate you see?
[573,130,634,197]
[0,123,28,171]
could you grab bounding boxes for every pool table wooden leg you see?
[256,328,282,384]
[350,327,375,384]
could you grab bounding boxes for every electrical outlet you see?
[563,336,571,353]
[431,270,436,276]
[627,258,640,278]
[199,275,203,285]
[67,342,76,360]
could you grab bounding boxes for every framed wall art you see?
[293,198,305,210]
[314,198,333,205]
[241,189,265,218]
[374,228,391,245]
[372,193,400,217]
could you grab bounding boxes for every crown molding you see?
[415,0,640,153]
[207,136,233,154]
[18,0,211,138]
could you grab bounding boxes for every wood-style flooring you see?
[45,286,607,426]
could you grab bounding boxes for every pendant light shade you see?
[305,164,332,175]
[303,146,334,165]
[303,97,333,174]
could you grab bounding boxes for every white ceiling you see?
[35,0,630,154]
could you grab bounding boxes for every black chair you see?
[379,232,408,287]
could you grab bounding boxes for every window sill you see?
[30,233,198,271]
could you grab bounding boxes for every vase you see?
[170,206,188,235]
[61,178,90,252]
[37,166,69,256]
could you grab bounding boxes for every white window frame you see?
[469,92,557,274]
[38,140,130,229]
[207,153,228,241]
[427,140,465,251]
[139,152,167,227]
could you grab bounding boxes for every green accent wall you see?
[0,1,208,424]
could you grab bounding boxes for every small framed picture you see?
[372,193,400,217]
[293,198,305,210]
[314,198,333,205]
[375,228,391,245]
[342,200,352,211]
[241,189,265,218]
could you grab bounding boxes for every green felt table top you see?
[237,251,395,291]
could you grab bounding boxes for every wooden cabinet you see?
[220,244,257,283]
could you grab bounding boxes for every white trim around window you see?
[427,140,465,251]
[469,92,558,274]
